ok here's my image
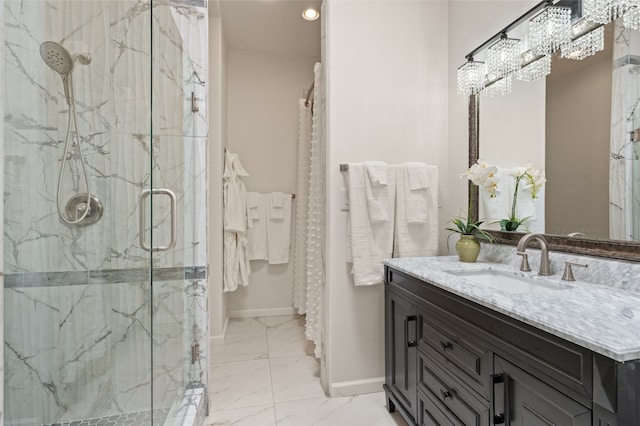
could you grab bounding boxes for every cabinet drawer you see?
[418,388,462,426]
[419,311,491,400]
[419,351,490,426]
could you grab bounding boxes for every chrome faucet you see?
[516,233,552,276]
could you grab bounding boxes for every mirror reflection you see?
[477,19,640,242]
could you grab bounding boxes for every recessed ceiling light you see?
[302,8,320,21]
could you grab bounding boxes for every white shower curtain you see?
[293,100,312,313]
[292,63,324,359]
[305,63,325,359]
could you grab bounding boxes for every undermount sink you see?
[447,269,575,294]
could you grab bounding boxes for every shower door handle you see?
[139,188,177,252]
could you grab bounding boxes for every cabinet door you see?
[387,291,418,419]
[493,356,590,426]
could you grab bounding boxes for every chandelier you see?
[456,0,609,97]
[529,6,572,55]
[457,60,486,96]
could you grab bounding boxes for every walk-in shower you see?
[3,1,209,425]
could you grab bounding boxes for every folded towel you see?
[364,161,388,186]
[364,162,393,222]
[395,164,438,257]
[347,164,394,286]
[247,192,260,221]
[515,184,537,221]
[405,162,430,190]
[270,192,286,220]
[402,163,433,223]
[246,192,268,260]
[480,166,510,223]
[267,194,292,264]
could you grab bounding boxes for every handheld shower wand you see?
[40,41,100,226]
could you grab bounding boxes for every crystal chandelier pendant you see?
[529,6,572,55]
[486,37,522,79]
[561,26,605,60]
[584,0,631,24]
[516,54,551,82]
[482,75,512,97]
[457,60,486,96]
[624,6,640,29]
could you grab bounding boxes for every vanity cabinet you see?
[384,266,640,426]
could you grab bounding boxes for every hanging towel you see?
[480,166,511,223]
[364,161,392,222]
[270,192,286,220]
[348,163,395,286]
[403,163,431,223]
[406,162,430,190]
[395,164,439,257]
[246,192,268,260]
[267,193,293,264]
[223,150,251,292]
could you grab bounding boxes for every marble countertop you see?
[385,256,640,362]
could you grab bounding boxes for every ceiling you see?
[211,0,322,58]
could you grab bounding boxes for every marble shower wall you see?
[610,19,640,241]
[3,0,208,424]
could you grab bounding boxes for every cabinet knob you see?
[440,389,451,400]
[441,341,453,351]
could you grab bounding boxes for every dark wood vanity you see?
[384,265,640,426]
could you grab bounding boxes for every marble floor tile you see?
[274,392,407,426]
[225,317,266,334]
[270,355,324,403]
[267,327,314,358]
[264,315,305,331]
[210,359,273,411]
[211,331,268,365]
[204,404,277,426]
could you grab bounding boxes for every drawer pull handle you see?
[492,373,509,425]
[440,389,451,400]
[407,340,417,348]
[441,341,453,351]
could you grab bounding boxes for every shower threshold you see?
[42,386,206,426]
[44,408,170,426]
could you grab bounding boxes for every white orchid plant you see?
[462,160,546,232]
[502,163,546,231]
[446,160,497,243]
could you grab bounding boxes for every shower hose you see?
[56,72,92,225]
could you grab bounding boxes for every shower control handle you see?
[139,188,177,252]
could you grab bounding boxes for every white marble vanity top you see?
[385,253,640,362]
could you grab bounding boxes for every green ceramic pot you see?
[456,234,481,263]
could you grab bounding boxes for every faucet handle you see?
[516,251,531,272]
[562,261,588,281]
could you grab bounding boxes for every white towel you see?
[267,193,292,264]
[364,161,392,222]
[223,179,250,233]
[480,166,511,223]
[406,162,430,190]
[403,163,431,223]
[224,231,251,292]
[395,164,439,257]
[270,192,286,220]
[348,164,395,286]
[223,151,250,178]
[246,192,268,260]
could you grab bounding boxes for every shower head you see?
[40,41,74,76]
[40,41,91,105]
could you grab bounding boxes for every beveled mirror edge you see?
[468,95,640,263]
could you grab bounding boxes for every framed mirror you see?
[468,16,640,261]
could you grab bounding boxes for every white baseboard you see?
[229,307,297,318]
[210,316,229,344]
[329,377,385,397]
